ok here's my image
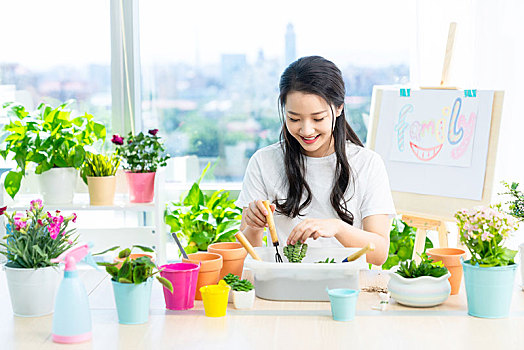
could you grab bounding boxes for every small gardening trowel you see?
[342,243,375,263]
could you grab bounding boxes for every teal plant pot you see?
[327,288,359,321]
[462,260,517,318]
[112,278,153,324]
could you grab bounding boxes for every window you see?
[0,1,112,133]
[139,0,411,183]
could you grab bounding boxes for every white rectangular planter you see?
[232,289,255,310]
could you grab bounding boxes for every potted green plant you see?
[96,246,172,325]
[387,254,450,307]
[0,199,78,316]
[164,163,242,254]
[0,101,106,203]
[382,218,433,270]
[230,277,255,310]
[80,152,120,206]
[111,129,169,203]
[501,181,524,289]
[455,205,519,318]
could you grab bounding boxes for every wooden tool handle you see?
[235,231,262,261]
[345,243,375,262]
[262,200,279,245]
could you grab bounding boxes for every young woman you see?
[236,56,395,265]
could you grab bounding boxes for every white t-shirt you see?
[236,141,396,247]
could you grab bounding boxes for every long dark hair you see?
[276,56,363,225]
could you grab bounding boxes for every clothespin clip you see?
[400,88,410,97]
[464,89,477,98]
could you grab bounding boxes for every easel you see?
[403,22,457,263]
[401,213,449,264]
[368,21,504,264]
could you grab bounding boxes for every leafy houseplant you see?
[96,246,171,290]
[0,199,78,316]
[80,152,120,182]
[387,254,451,307]
[165,164,242,253]
[455,205,519,318]
[81,152,121,206]
[382,218,433,270]
[0,101,106,199]
[111,129,169,203]
[97,246,173,324]
[111,129,169,173]
[501,181,524,221]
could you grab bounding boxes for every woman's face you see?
[284,91,343,157]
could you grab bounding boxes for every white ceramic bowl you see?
[388,272,451,307]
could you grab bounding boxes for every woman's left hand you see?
[287,218,342,245]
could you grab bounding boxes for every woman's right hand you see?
[243,200,276,229]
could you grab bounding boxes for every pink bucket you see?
[125,172,156,203]
[160,263,200,310]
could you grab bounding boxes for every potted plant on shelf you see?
[96,247,172,325]
[80,152,120,206]
[111,129,169,203]
[455,205,519,318]
[387,254,451,307]
[0,101,106,204]
[0,199,78,316]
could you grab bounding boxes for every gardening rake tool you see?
[262,200,283,263]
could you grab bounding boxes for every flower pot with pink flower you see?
[111,129,169,203]
[455,205,519,318]
[0,200,78,316]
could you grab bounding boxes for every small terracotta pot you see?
[427,247,466,295]
[87,176,117,206]
[125,172,156,203]
[182,252,223,300]
[114,253,155,269]
[207,242,247,280]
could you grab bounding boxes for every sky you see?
[0,0,413,69]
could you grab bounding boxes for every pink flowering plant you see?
[455,205,519,267]
[0,199,78,268]
[111,129,169,173]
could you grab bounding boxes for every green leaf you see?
[118,248,131,259]
[184,183,204,207]
[4,171,23,199]
[93,246,120,256]
[156,276,173,293]
[132,245,154,253]
[71,145,85,168]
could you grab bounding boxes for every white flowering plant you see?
[455,205,518,267]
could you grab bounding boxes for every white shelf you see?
[4,193,155,212]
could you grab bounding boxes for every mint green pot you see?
[462,260,517,318]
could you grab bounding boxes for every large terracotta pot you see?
[182,252,223,300]
[87,176,116,206]
[125,172,155,203]
[427,248,466,295]
[208,242,247,280]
